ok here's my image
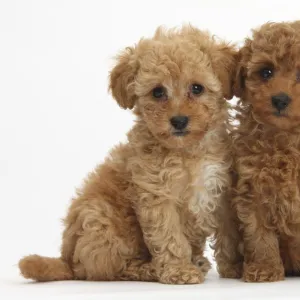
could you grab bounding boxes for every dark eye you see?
[152,86,166,99]
[259,67,273,80]
[190,83,204,95]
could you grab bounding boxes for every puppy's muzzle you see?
[272,92,291,112]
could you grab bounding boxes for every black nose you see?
[170,116,189,130]
[272,93,291,111]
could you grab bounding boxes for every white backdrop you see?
[1,0,300,299]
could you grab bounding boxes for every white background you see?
[1,0,300,299]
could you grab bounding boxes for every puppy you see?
[216,21,300,282]
[19,25,237,284]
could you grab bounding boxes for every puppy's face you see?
[134,45,226,149]
[110,27,237,149]
[235,22,300,131]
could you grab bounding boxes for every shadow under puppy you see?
[19,25,237,284]
[216,21,300,282]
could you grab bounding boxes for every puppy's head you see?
[109,26,237,148]
[235,21,300,131]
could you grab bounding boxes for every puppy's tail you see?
[19,255,74,282]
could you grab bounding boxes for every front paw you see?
[157,263,205,284]
[243,262,284,282]
[217,262,243,279]
[192,255,211,275]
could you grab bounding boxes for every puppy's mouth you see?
[273,111,288,118]
[172,130,190,137]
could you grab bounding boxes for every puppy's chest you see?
[237,145,300,224]
[189,159,228,213]
[169,158,228,214]
[239,148,300,191]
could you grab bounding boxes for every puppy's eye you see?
[190,84,204,95]
[152,86,166,99]
[259,67,273,80]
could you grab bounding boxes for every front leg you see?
[280,235,300,276]
[213,199,243,279]
[134,190,204,284]
[240,210,284,282]
[191,244,211,276]
[182,209,211,275]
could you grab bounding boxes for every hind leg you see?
[72,233,156,282]
[72,231,128,280]
[67,205,147,281]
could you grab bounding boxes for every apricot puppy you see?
[19,26,237,284]
[216,21,300,282]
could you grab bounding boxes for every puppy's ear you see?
[233,55,245,98]
[211,43,239,100]
[109,47,138,109]
[233,39,252,97]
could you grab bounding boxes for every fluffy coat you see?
[19,26,237,284]
[215,21,300,282]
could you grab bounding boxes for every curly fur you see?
[18,25,237,284]
[215,21,300,282]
